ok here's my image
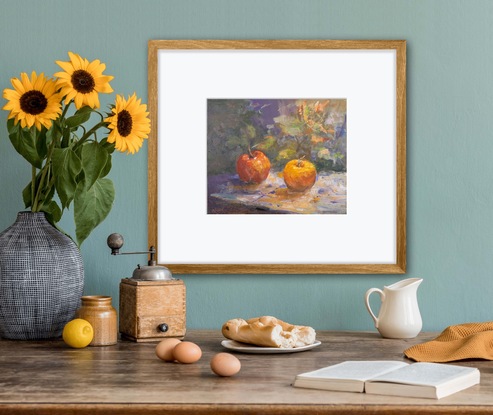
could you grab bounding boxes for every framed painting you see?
[148,40,406,274]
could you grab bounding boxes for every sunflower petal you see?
[87,59,102,73]
[11,77,26,93]
[68,52,87,70]
[74,93,84,109]
[33,72,46,90]
[21,72,33,90]
[54,61,74,75]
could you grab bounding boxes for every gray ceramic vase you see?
[0,212,84,339]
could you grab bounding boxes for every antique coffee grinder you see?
[107,233,186,342]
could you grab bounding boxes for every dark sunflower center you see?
[117,110,133,137]
[20,90,48,115]
[71,69,96,94]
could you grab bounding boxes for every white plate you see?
[221,340,322,354]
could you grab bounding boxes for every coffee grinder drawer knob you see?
[158,323,169,333]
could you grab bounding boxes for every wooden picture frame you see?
[148,40,406,274]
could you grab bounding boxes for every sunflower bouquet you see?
[2,52,151,245]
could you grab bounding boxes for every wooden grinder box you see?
[119,278,186,342]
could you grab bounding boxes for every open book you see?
[293,361,480,399]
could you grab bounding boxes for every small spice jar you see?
[76,295,117,346]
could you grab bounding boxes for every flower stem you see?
[72,120,107,151]
[31,165,36,210]
[29,127,38,211]
[32,138,56,212]
[60,100,71,120]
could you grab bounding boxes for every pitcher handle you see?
[364,288,385,328]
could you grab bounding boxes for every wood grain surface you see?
[0,331,492,414]
[119,279,186,341]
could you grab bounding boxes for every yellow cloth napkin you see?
[404,322,493,362]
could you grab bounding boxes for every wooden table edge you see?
[1,403,493,415]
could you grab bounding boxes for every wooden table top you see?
[0,330,492,414]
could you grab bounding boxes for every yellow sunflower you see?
[55,52,114,109]
[2,71,62,130]
[105,93,151,154]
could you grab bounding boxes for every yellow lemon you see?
[62,319,94,348]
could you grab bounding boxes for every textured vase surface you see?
[0,212,84,339]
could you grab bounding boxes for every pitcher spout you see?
[386,277,423,291]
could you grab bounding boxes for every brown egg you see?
[172,341,202,364]
[155,338,182,361]
[210,352,241,377]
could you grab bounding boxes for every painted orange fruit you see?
[236,150,271,184]
[283,159,317,192]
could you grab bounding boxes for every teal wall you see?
[1,0,492,332]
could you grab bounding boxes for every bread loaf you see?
[222,316,316,348]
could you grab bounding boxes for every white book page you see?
[368,363,478,386]
[298,361,408,382]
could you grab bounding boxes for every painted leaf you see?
[317,148,331,160]
[256,136,276,151]
[245,124,256,139]
[225,135,245,150]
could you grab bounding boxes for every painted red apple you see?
[236,150,271,184]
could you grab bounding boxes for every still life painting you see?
[207,98,347,214]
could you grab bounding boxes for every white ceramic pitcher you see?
[364,278,423,339]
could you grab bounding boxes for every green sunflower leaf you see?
[52,147,82,209]
[80,141,109,189]
[61,126,71,148]
[49,120,63,145]
[36,128,48,159]
[99,153,112,178]
[6,118,17,134]
[74,177,115,246]
[65,106,93,128]
[39,200,62,224]
[99,137,116,154]
[9,126,43,168]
